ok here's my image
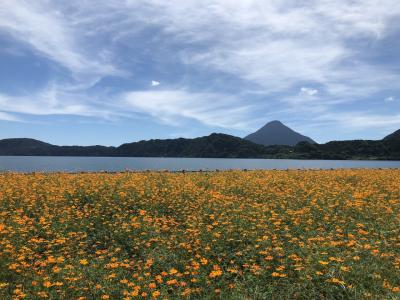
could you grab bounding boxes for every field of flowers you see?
[0,169,399,299]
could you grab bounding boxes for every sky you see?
[0,0,400,146]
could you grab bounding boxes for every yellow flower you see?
[79,259,89,265]
[326,278,345,285]
[37,291,48,298]
[209,269,223,278]
[152,291,161,298]
[169,268,178,275]
[271,272,287,278]
[47,256,56,263]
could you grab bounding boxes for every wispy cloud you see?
[0,111,20,122]
[385,96,395,102]
[0,84,113,118]
[0,0,399,140]
[3,1,397,96]
[0,0,122,85]
[316,112,400,129]
[300,87,319,97]
[136,0,400,96]
[0,84,254,130]
[121,89,253,129]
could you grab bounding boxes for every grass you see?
[0,169,399,299]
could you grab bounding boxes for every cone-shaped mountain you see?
[244,120,316,146]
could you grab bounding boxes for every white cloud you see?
[385,96,395,102]
[316,111,400,129]
[0,84,114,119]
[0,0,400,134]
[126,0,400,96]
[121,89,252,129]
[0,0,122,85]
[0,112,20,122]
[3,0,397,96]
[300,87,319,96]
[0,85,254,130]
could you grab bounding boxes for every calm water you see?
[0,156,399,172]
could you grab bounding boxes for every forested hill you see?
[0,131,400,160]
[0,134,271,158]
[117,133,269,158]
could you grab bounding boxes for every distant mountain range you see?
[245,120,315,146]
[0,134,269,158]
[0,121,400,160]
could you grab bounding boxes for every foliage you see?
[1,134,400,160]
[1,170,399,299]
[1,131,400,160]
[117,133,269,158]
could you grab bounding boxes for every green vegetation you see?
[0,170,399,299]
[0,130,400,160]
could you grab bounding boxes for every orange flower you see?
[209,270,222,278]
[148,282,156,289]
[152,291,161,298]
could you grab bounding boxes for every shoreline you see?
[1,167,400,175]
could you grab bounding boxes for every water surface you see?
[0,156,399,172]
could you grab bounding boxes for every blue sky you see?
[0,0,399,146]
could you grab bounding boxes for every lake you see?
[0,156,399,172]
